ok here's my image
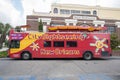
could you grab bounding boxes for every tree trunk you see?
[0,36,3,49]
[0,34,6,49]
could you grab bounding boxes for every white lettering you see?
[73,16,97,20]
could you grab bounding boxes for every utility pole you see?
[96,0,99,6]
[54,0,60,4]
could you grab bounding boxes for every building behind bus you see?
[26,3,120,39]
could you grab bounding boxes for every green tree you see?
[38,19,43,32]
[0,22,12,49]
[110,33,120,49]
[4,39,9,47]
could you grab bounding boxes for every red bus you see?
[8,26,112,60]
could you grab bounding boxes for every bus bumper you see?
[9,53,21,59]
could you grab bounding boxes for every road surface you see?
[0,57,120,80]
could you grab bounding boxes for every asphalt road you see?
[0,57,120,80]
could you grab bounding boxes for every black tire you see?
[83,52,93,60]
[21,52,31,60]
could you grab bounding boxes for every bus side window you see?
[106,40,108,44]
[66,41,77,47]
[10,40,20,48]
[54,41,64,47]
[44,41,51,47]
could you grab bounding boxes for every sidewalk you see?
[0,48,8,52]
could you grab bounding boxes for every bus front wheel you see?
[83,51,93,60]
[21,52,31,60]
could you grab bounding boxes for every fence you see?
[112,50,120,56]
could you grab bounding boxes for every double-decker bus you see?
[8,26,112,60]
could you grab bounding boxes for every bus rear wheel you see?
[21,52,31,60]
[83,52,93,60]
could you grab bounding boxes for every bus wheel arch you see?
[83,51,93,60]
[21,51,32,60]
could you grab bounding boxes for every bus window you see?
[106,40,108,44]
[54,41,64,47]
[67,41,77,47]
[44,41,51,47]
[10,40,20,48]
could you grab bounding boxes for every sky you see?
[0,0,120,27]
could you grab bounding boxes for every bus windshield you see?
[10,40,20,48]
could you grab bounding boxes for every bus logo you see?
[90,36,108,53]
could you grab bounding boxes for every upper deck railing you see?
[10,25,109,34]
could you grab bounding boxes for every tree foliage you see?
[38,19,43,32]
[0,22,12,49]
[110,33,120,49]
